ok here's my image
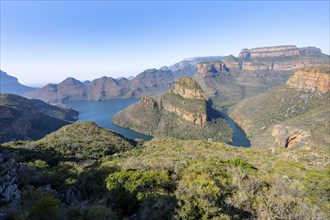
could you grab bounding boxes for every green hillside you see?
[1,135,329,219]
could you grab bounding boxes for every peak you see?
[60,77,82,85]
[168,77,206,99]
[174,77,201,88]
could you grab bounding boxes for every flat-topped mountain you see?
[0,94,78,143]
[0,70,35,95]
[239,45,321,59]
[113,77,233,142]
[193,45,329,107]
[229,66,330,152]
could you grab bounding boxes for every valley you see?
[0,45,329,220]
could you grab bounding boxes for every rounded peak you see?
[174,77,201,89]
[60,77,82,84]
[169,77,205,99]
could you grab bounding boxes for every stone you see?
[272,125,311,149]
[287,67,330,93]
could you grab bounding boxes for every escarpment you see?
[228,67,330,152]
[286,66,330,93]
[113,77,233,142]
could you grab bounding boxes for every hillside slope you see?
[0,94,78,143]
[229,67,330,152]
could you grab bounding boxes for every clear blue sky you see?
[1,1,329,86]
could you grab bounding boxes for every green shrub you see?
[29,196,60,220]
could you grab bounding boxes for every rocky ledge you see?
[239,45,322,59]
[287,66,330,93]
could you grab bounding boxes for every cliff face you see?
[286,67,330,93]
[228,68,330,151]
[0,94,78,143]
[168,77,206,100]
[193,45,329,107]
[236,45,328,71]
[239,45,322,59]
[197,61,228,78]
[113,77,233,142]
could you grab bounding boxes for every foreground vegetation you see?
[1,123,329,219]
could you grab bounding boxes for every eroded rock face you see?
[197,61,228,78]
[168,77,206,100]
[161,99,207,124]
[0,149,43,215]
[272,125,311,149]
[287,67,330,93]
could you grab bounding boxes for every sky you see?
[1,1,329,86]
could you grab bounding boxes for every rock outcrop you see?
[0,94,78,143]
[168,77,206,100]
[287,66,330,93]
[238,45,322,59]
[272,125,311,149]
[113,77,233,142]
[197,61,228,78]
[0,149,43,218]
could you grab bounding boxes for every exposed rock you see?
[197,60,228,78]
[249,45,300,58]
[168,77,206,100]
[272,125,311,149]
[113,77,232,142]
[0,149,43,215]
[222,55,242,70]
[287,67,330,93]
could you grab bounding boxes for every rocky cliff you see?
[228,67,330,152]
[286,66,330,93]
[113,77,233,142]
[0,94,78,143]
[193,45,329,107]
[239,45,322,59]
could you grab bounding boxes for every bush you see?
[29,196,60,220]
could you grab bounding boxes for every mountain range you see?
[17,45,329,107]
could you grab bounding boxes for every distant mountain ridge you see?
[0,70,35,95]
[23,69,174,103]
[22,56,223,103]
[17,44,330,104]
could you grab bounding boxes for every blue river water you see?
[67,99,250,147]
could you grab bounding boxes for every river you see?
[67,99,250,147]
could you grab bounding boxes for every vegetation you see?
[2,127,329,219]
[229,85,330,151]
